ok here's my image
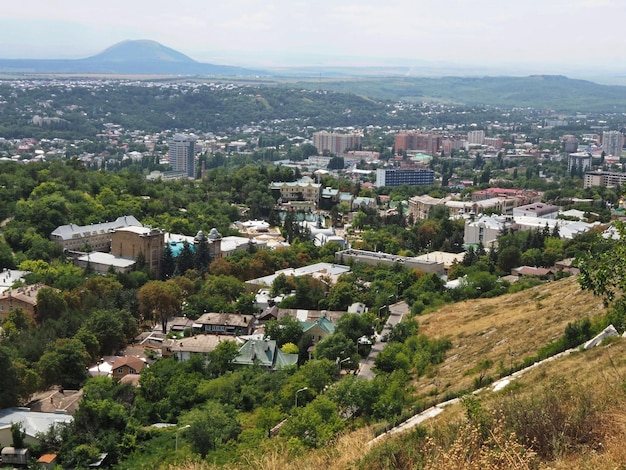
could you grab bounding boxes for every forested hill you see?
[0,83,419,138]
[288,74,626,112]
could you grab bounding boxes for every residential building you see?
[194,312,254,336]
[0,284,51,320]
[50,216,142,252]
[168,133,196,178]
[302,315,336,345]
[312,131,361,155]
[232,339,298,370]
[584,170,626,188]
[111,356,147,380]
[111,226,165,278]
[467,130,485,145]
[568,152,592,173]
[375,168,434,188]
[602,130,624,157]
[483,137,503,149]
[162,335,238,361]
[394,131,441,156]
[561,135,579,153]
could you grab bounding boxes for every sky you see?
[1,0,625,74]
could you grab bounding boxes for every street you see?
[357,301,409,379]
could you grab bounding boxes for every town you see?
[0,77,625,469]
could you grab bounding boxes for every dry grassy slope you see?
[414,276,607,402]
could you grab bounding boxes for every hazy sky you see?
[1,0,625,72]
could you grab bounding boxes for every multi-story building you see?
[561,135,579,153]
[394,131,441,156]
[111,226,165,278]
[168,133,196,178]
[408,195,448,220]
[584,170,626,188]
[375,168,434,188]
[483,137,503,149]
[441,137,465,156]
[50,216,143,252]
[512,203,559,219]
[312,131,361,155]
[0,284,51,320]
[602,131,624,157]
[270,176,321,203]
[467,130,485,146]
[568,152,592,173]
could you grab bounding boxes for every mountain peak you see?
[84,39,197,63]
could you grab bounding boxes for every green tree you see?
[280,395,344,448]
[578,221,626,308]
[137,280,182,333]
[35,287,67,322]
[182,401,241,458]
[37,338,91,389]
[0,346,20,408]
[265,316,303,347]
[313,332,357,366]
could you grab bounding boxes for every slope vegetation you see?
[164,276,621,469]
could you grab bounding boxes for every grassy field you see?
[413,276,606,404]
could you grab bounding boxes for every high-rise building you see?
[602,131,624,157]
[394,131,441,156]
[313,131,361,155]
[375,168,434,187]
[467,130,485,146]
[168,134,197,178]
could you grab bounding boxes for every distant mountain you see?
[82,40,197,64]
[0,40,264,76]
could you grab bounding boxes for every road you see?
[357,301,409,380]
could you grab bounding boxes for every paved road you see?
[357,301,409,380]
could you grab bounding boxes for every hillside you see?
[413,275,605,404]
[161,276,620,469]
[287,75,626,112]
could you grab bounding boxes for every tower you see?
[168,133,197,178]
[602,130,624,157]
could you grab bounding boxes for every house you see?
[232,339,298,370]
[162,335,240,361]
[301,315,336,344]
[194,313,254,336]
[511,266,555,280]
[0,284,52,321]
[257,305,279,323]
[0,408,73,447]
[111,356,147,380]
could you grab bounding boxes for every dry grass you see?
[417,338,626,469]
[162,429,374,470]
[414,276,606,402]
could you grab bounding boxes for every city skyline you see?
[1,0,626,76]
